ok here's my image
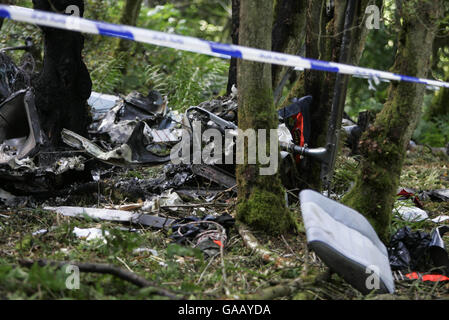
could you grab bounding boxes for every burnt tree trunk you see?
[342,0,443,242]
[32,0,92,146]
[236,0,294,235]
[226,0,240,95]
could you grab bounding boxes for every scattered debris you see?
[388,226,449,275]
[170,214,235,257]
[395,201,429,222]
[431,216,449,223]
[44,206,175,230]
[0,89,42,165]
[393,270,449,282]
[73,227,108,242]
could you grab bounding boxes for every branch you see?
[237,223,298,268]
[19,259,184,300]
[241,270,331,300]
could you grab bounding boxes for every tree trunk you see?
[280,0,371,191]
[426,71,449,120]
[271,0,306,90]
[236,0,294,235]
[226,0,240,95]
[114,0,143,78]
[32,0,92,146]
[342,0,443,243]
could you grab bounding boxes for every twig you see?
[19,259,183,300]
[281,235,303,263]
[116,256,133,273]
[196,253,218,284]
[237,223,297,268]
[241,270,331,300]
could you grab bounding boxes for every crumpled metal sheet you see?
[142,189,184,212]
[62,121,172,167]
[93,90,175,145]
[0,52,28,103]
[0,89,43,165]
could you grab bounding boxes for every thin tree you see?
[236,0,295,235]
[114,0,143,83]
[342,0,443,242]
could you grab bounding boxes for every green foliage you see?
[332,155,359,194]
[166,243,203,260]
[1,1,230,112]
[345,28,395,119]
[85,2,230,109]
[143,51,228,111]
[413,114,449,147]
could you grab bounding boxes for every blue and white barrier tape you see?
[1,5,448,90]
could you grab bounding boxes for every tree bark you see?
[426,21,449,120]
[426,71,449,120]
[271,0,306,90]
[32,0,92,146]
[236,0,294,235]
[280,0,371,191]
[226,0,240,95]
[342,0,443,243]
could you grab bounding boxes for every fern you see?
[89,54,125,94]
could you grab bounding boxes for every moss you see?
[236,185,295,235]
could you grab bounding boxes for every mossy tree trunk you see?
[236,0,294,235]
[342,0,443,243]
[32,0,92,146]
[425,9,449,120]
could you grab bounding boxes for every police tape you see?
[1,4,449,90]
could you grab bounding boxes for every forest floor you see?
[0,146,448,300]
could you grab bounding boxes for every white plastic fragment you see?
[73,227,109,242]
[431,216,449,223]
[395,202,429,222]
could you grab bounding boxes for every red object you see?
[405,272,449,282]
[213,240,223,247]
[397,189,424,208]
[291,112,305,163]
